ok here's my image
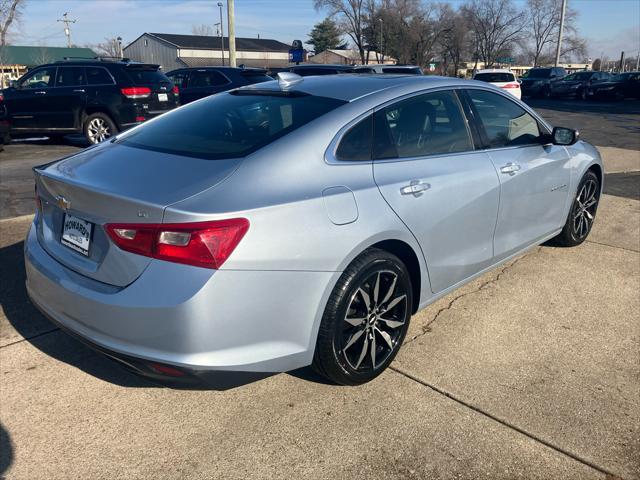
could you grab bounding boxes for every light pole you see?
[227,0,236,67]
[117,36,123,59]
[218,2,225,66]
[378,18,383,63]
[554,0,567,67]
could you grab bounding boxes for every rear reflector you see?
[148,363,186,377]
[105,218,249,269]
[121,87,151,99]
[501,83,520,89]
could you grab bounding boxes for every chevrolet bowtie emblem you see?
[55,195,71,211]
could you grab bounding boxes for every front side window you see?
[373,90,473,159]
[118,91,346,159]
[189,70,229,87]
[467,89,542,148]
[56,67,86,87]
[336,115,372,161]
[20,67,56,89]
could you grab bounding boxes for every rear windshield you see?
[242,73,273,84]
[118,91,346,159]
[474,72,515,83]
[525,68,552,78]
[125,66,171,85]
[382,67,422,74]
[564,72,592,81]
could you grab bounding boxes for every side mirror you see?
[552,127,579,146]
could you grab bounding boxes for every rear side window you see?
[55,67,86,87]
[373,90,473,159]
[118,92,346,159]
[474,72,515,83]
[125,66,169,85]
[189,70,229,87]
[86,67,114,85]
[241,73,273,85]
[336,115,372,161]
[467,89,541,148]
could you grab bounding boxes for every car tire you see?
[550,170,600,247]
[313,248,413,385]
[83,112,117,145]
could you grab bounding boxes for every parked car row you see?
[0,60,426,146]
[2,58,638,147]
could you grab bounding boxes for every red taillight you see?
[105,219,249,269]
[120,87,151,99]
[0,93,4,102]
[172,85,179,95]
[135,116,146,122]
[501,83,520,89]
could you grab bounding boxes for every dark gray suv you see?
[521,67,567,98]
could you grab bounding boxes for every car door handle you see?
[500,163,521,175]
[73,89,85,93]
[400,181,431,197]
[34,91,47,95]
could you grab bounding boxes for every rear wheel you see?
[83,112,116,145]
[313,248,412,385]
[551,170,600,247]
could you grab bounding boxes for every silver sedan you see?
[25,73,602,386]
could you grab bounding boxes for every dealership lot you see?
[1,100,639,479]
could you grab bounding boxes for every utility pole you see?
[57,12,77,48]
[227,0,236,67]
[217,2,225,66]
[554,0,567,67]
[619,51,625,72]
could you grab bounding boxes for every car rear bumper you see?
[25,219,337,378]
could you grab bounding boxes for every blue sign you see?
[289,49,304,63]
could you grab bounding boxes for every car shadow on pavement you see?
[1,240,158,388]
[603,172,640,200]
[0,239,287,391]
[0,423,13,478]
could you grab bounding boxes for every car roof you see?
[292,64,354,70]
[239,74,474,102]
[168,66,266,73]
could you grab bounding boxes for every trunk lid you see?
[34,142,242,286]
[124,64,178,112]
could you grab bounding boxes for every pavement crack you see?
[585,239,639,254]
[389,365,617,478]
[0,327,60,350]
[405,248,540,345]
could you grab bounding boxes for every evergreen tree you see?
[306,18,346,54]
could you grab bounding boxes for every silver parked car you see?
[25,74,602,386]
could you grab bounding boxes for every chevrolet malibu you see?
[25,74,603,386]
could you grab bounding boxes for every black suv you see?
[520,67,567,98]
[165,67,272,104]
[1,58,179,144]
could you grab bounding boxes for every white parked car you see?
[473,69,521,99]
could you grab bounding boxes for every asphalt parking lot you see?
[1,99,639,479]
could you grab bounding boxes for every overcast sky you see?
[14,0,640,60]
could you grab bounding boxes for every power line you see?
[57,12,77,48]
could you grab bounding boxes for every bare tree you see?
[30,44,51,66]
[314,0,367,64]
[525,0,584,66]
[438,4,470,76]
[462,0,525,68]
[1,0,25,46]
[192,24,216,36]
[91,37,121,58]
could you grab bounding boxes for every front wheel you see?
[551,170,600,247]
[313,248,413,385]
[83,112,117,145]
